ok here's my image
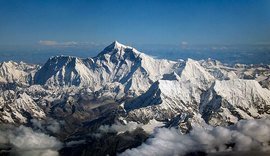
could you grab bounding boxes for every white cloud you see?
[99,121,142,134]
[10,149,59,156]
[120,118,270,156]
[39,40,58,46]
[0,125,63,155]
[181,41,188,45]
[31,118,63,133]
[39,40,78,47]
[181,41,188,49]
[92,121,143,138]
[60,41,78,46]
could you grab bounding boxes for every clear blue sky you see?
[0,0,270,50]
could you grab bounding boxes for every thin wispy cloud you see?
[39,40,78,47]
[181,41,188,45]
[38,40,104,49]
[39,40,58,46]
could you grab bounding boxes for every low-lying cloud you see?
[0,125,62,156]
[31,118,63,133]
[120,118,270,156]
[92,121,143,138]
[99,121,143,134]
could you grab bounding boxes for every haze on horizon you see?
[0,0,270,64]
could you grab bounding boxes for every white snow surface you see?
[0,41,270,130]
[34,41,181,96]
[0,61,38,85]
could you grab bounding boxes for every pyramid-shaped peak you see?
[107,41,128,50]
[112,40,123,47]
[98,41,140,57]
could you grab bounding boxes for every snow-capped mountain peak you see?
[200,79,270,125]
[178,58,215,89]
[33,41,181,96]
[34,55,93,86]
[111,40,127,49]
[1,40,270,149]
[97,41,139,57]
[0,61,39,85]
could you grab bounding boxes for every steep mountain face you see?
[200,58,238,80]
[124,58,270,129]
[200,79,270,126]
[201,59,270,87]
[125,59,215,127]
[179,58,215,89]
[0,61,39,86]
[0,90,45,124]
[125,79,208,133]
[34,41,181,96]
[1,41,269,129]
[34,56,94,87]
[0,41,270,155]
[260,77,270,89]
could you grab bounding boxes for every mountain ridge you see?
[0,41,269,131]
[33,41,181,96]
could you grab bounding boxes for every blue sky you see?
[0,0,270,51]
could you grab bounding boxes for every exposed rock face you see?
[34,41,181,96]
[0,41,269,136]
[200,79,270,126]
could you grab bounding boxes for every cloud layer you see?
[0,125,62,156]
[120,118,270,156]
[99,121,143,134]
[39,40,78,47]
[31,118,63,133]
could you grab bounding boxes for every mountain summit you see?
[0,41,270,156]
[96,41,142,63]
[98,41,129,55]
[34,41,180,95]
[1,41,270,131]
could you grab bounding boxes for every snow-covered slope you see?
[0,90,45,123]
[125,59,215,124]
[200,79,270,126]
[34,41,181,95]
[125,58,270,130]
[200,58,238,80]
[0,41,270,135]
[179,58,215,89]
[34,56,94,86]
[0,61,39,85]
[125,80,200,121]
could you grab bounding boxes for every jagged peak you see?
[111,41,126,49]
[0,61,35,71]
[39,55,85,74]
[97,41,141,57]
[0,61,37,70]
[47,55,84,64]
[200,58,222,67]
[177,58,215,87]
[49,55,78,60]
[1,60,18,66]
[183,58,211,73]
[186,58,197,64]
[100,41,127,54]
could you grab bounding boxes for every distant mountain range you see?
[0,41,270,156]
